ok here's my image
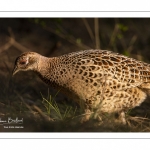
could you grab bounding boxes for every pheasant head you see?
[13,52,40,75]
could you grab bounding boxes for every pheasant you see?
[12,49,150,124]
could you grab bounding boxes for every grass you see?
[41,89,78,121]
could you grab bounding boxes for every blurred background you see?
[0,18,150,132]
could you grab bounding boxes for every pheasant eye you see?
[19,60,27,65]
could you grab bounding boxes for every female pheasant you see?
[13,49,150,124]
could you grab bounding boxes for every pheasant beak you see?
[12,66,18,76]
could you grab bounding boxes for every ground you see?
[0,18,150,132]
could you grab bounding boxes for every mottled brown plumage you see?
[13,50,150,124]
